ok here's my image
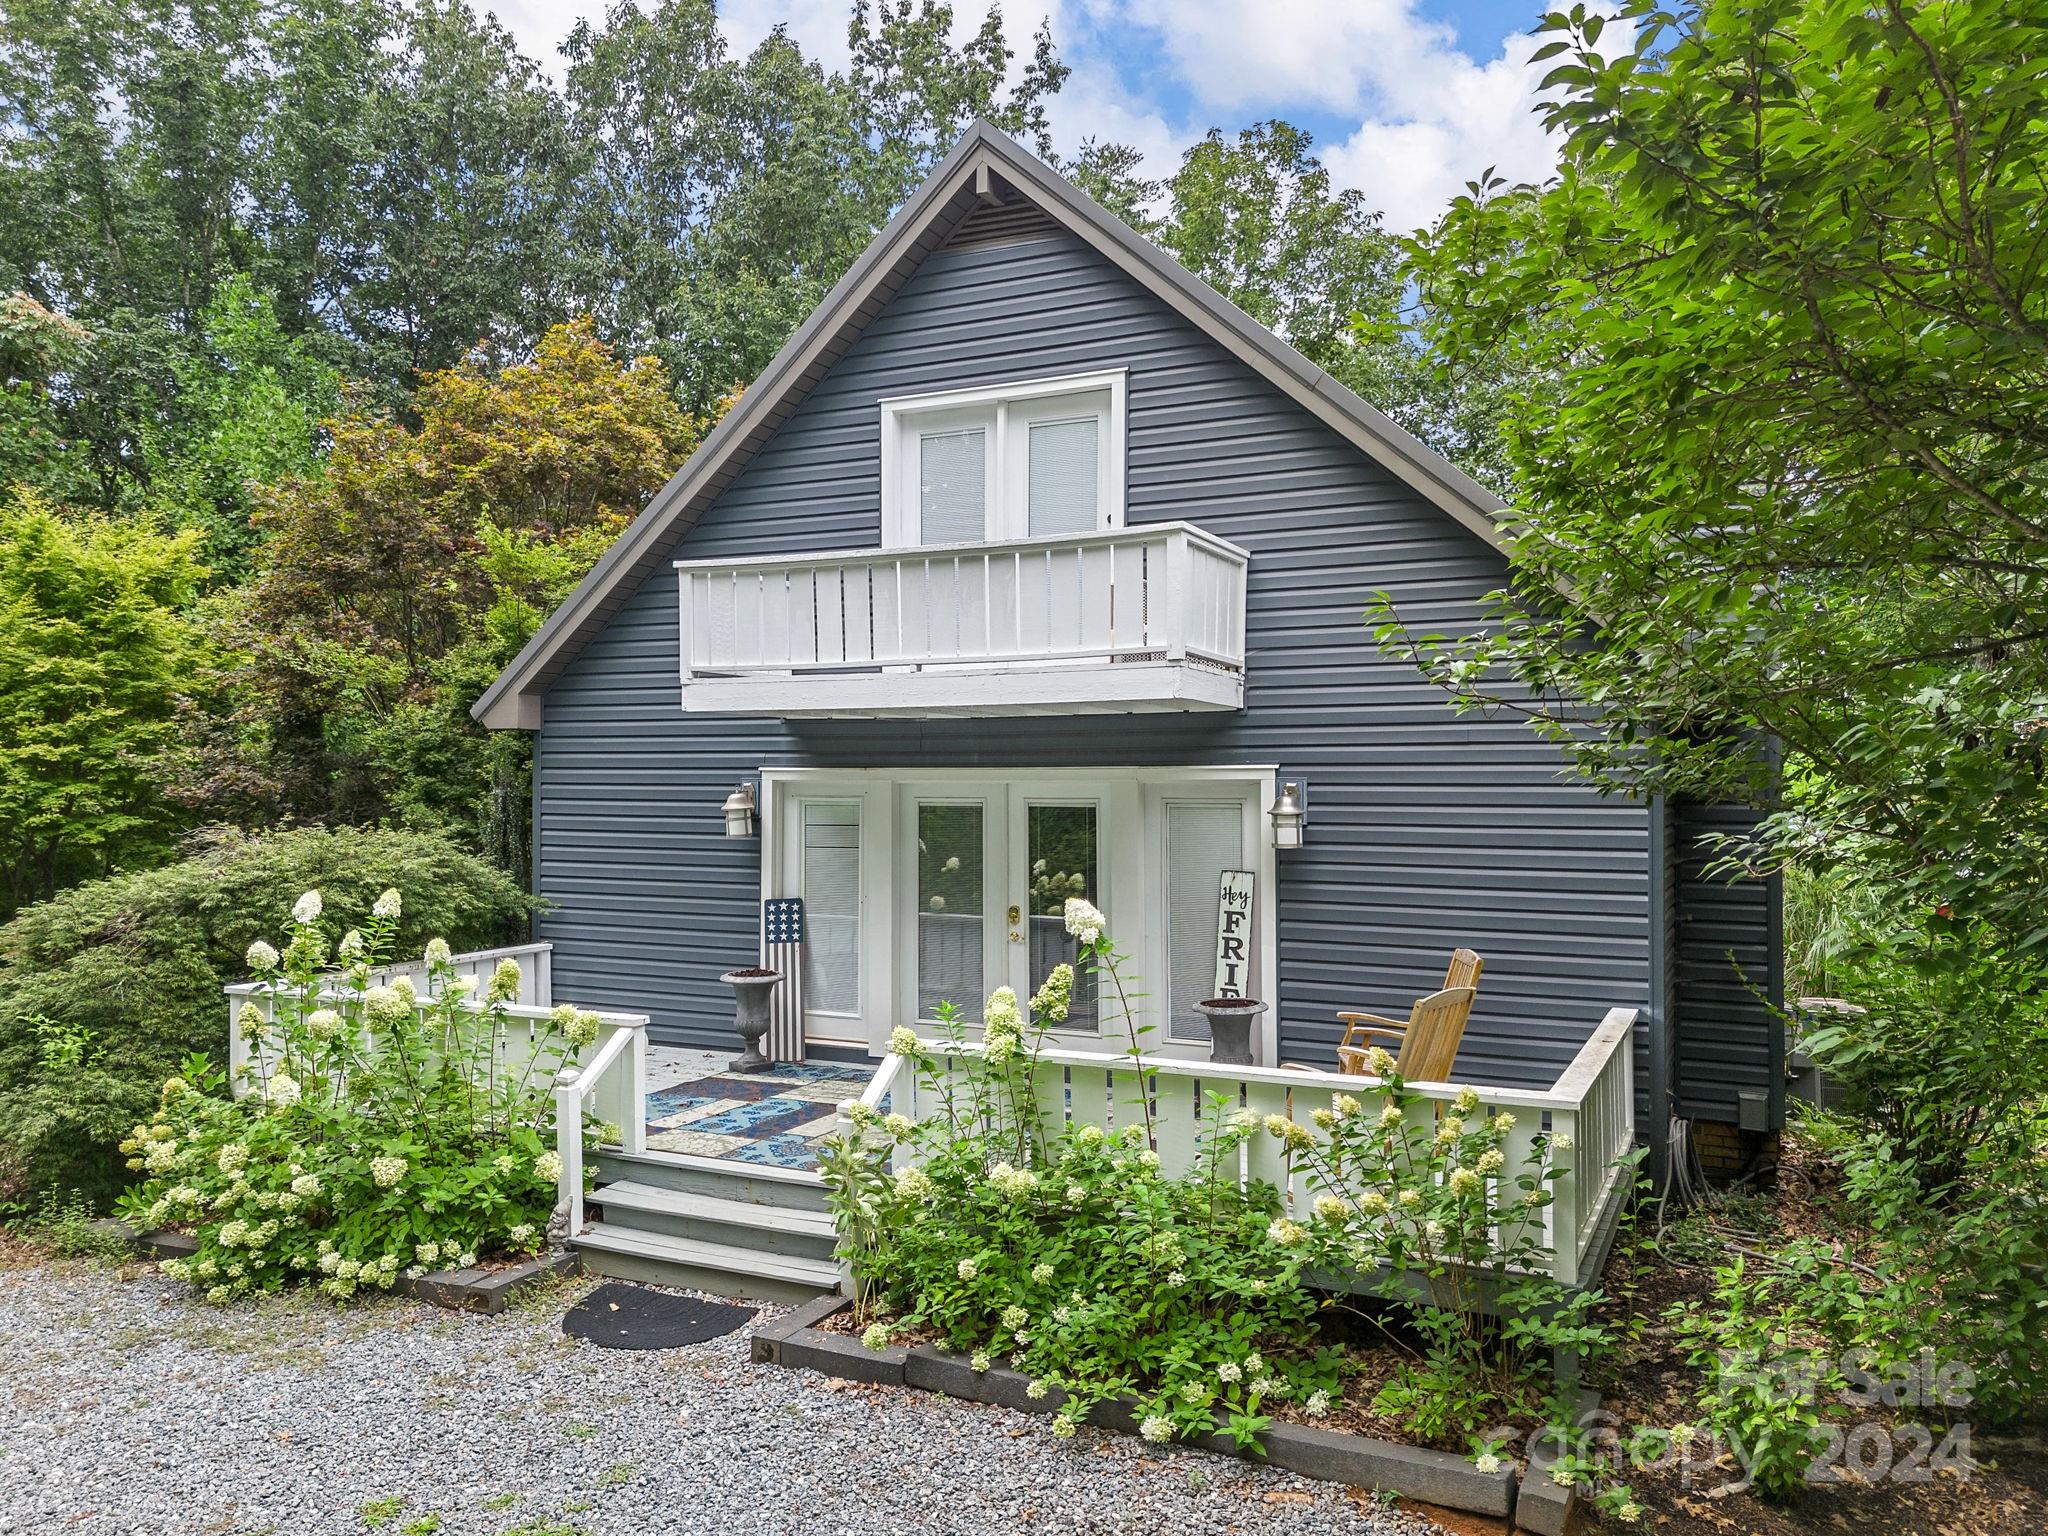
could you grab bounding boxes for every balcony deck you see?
[673,522,1249,718]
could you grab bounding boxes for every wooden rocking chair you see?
[1335,985,1476,1082]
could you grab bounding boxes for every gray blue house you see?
[474,122,1782,1187]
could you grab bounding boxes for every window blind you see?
[1165,802,1243,1042]
[919,428,987,543]
[801,802,860,1014]
[1026,416,1099,537]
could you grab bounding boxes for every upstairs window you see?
[881,371,1125,547]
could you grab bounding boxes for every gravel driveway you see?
[0,1257,1430,1536]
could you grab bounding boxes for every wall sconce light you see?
[1269,780,1305,849]
[722,781,758,838]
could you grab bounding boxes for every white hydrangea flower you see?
[1024,1379,1048,1401]
[337,929,365,962]
[535,1151,563,1182]
[305,1008,342,1041]
[888,1025,920,1056]
[416,1241,441,1265]
[1449,1167,1482,1196]
[1378,1102,1403,1129]
[369,1155,408,1188]
[1477,1148,1506,1175]
[1030,1262,1055,1285]
[1492,1111,1517,1133]
[1305,1390,1331,1417]
[372,888,401,919]
[1062,897,1105,943]
[1139,1415,1173,1444]
[245,939,280,972]
[1266,1218,1308,1247]
[424,937,452,967]
[1366,1045,1396,1076]
[969,1350,992,1372]
[1474,1451,1502,1474]
[861,1323,891,1351]
[291,1172,322,1199]
[291,890,322,925]
[1550,1132,1574,1154]
[1000,1304,1029,1333]
[1216,1361,1241,1384]
[1050,1413,1079,1440]
[882,1112,913,1138]
[456,1252,476,1269]
[1454,1084,1482,1114]
[216,1143,249,1175]
[956,1257,978,1281]
[1166,1269,1186,1286]
[1617,1501,1643,1524]
[508,1224,536,1245]
[265,1072,302,1110]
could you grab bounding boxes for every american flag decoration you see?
[763,898,806,1063]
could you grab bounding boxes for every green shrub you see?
[116,886,598,1303]
[0,825,530,1210]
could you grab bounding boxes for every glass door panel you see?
[1024,802,1099,1027]
[915,801,986,1022]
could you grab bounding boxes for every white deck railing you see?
[847,1006,1637,1287]
[674,523,1248,715]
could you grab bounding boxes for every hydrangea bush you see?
[115,888,609,1303]
[825,900,1340,1450]
[827,901,1636,1511]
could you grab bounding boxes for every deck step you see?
[590,1180,839,1259]
[571,1222,841,1303]
[591,1149,831,1213]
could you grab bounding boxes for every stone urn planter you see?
[720,967,782,1073]
[1195,998,1267,1067]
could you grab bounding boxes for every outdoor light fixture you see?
[1269,781,1305,849]
[722,781,758,838]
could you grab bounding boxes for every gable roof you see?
[474,120,1511,729]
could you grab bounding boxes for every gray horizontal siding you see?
[536,224,1651,1089]
[1672,799,1783,1125]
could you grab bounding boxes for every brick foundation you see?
[1692,1121,1781,1185]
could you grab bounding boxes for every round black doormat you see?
[562,1281,758,1350]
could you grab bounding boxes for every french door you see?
[898,780,1130,1032]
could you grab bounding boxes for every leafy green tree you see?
[563,0,1069,412]
[140,275,342,575]
[1387,0,2048,948]
[1158,122,1401,372]
[341,0,575,393]
[216,319,707,861]
[0,824,530,1207]
[0,293,99,503]
[0,493,210,914]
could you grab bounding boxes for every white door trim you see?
[762,764,1279,1060]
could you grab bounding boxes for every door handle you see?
[1008,905,1022,942]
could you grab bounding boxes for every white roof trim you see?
[473,121,1509,730]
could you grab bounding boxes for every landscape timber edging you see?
[760,1296,1524,1520]
[133,1227,581,1315]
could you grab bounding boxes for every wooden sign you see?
[1211,870,1256,999]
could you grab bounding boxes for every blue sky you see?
[496,0,1567,231]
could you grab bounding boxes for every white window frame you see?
[879,369,1127,548]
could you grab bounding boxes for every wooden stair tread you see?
[571,1223,842,1290]
[592,1181,838,1239]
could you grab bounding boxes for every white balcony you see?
[674,522,1248,717]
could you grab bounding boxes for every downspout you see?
[1645,794,1674,1191]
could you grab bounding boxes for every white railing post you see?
[553,1067,585,1240]
[1160,527,1191,660]
[1547,1106,1583,1286]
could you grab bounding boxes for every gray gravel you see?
[0,1257,1433,1536]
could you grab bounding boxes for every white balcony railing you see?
[674,522,1249,717]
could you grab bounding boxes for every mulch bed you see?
[1581,1134,2048,1535]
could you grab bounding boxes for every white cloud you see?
[1324,28,1560,233]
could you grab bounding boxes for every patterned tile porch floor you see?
[640,1045,878,1172]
